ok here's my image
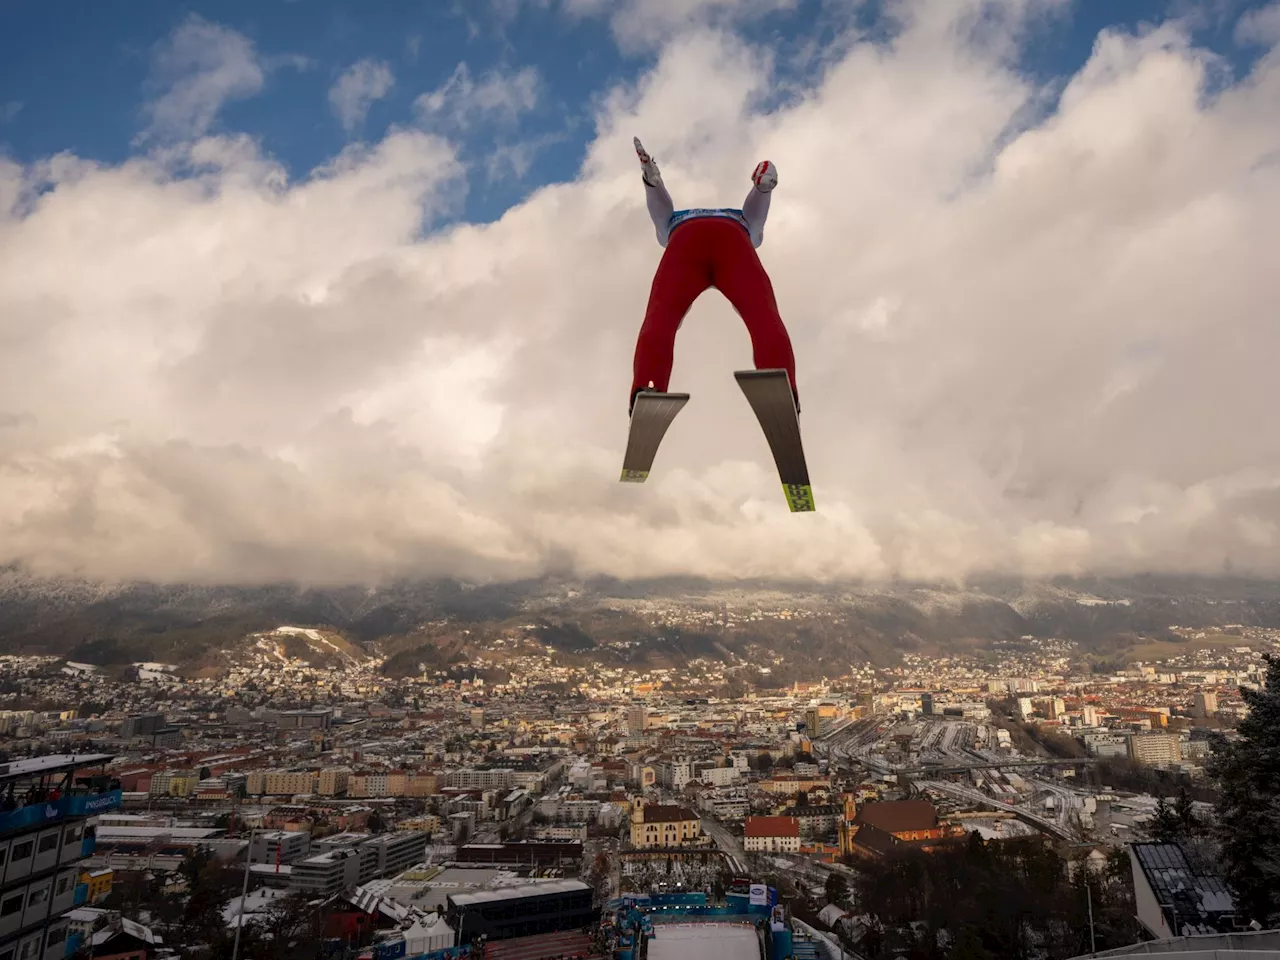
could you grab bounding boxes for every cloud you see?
[139,15,268,142]
[329,58,395,134]
[563,0,798,50]
[1235,1,1280,46]
[0,102,21,124]
[414,63,541,130]
[4,0,1280,586]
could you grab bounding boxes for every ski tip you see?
[784,483,815,512]
[620,469,649,483]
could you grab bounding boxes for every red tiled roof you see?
[853,800,937,834]
[745,816,800,838]
[639,804,697,823]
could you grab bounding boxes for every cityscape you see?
[0,590,1275,959]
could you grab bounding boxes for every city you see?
[0,606,1274,959]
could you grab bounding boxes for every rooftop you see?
[449,878,591,907]
[0,753,115,784]
[745,816,799,839]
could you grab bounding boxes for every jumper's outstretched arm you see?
[646,180,675,247]
[635,137,675,247]
[742,160,776,249]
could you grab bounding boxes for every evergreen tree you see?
[1150,797,1182,843]
[1208,653,1280,927]
[825,871,849,906]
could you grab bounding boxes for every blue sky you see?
[1,0,1273,223]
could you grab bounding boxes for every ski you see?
[735,368,814,512]
[620,390,690,483]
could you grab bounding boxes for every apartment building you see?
[1130,733,1182,766]
[317,769,350,797]
[246,770,318,797]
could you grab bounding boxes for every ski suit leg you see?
[707,219,799,410]
[631,223,712,409]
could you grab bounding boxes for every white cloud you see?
[1235,2,1280,46]
[4,1,1280,585]
[563,0,797,50]
[329,58,395,134]
[138,15,269,142]
[414,63,541,130]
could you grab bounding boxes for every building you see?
[454,841,583,868]
[1193,692,1218,719]
[77,869,112,904]
[1128,843,1238,937]
[918,694,933,717]
[278,709,333,731]
[447,879,594,944]
[288,831,427,897]
[247,770,318,797]
[626,706,647,736]
[784,805,840,838]
[1129,733,1182,766]
[628,800,701,848]
[249,831,311,866]
[317,769,350,797]
[0,753,122,960]
[840,799,952,858]
[1082,732,1130,758]
[119,715,163,740]
[446,769,514,791]
[1081,705,1100,727]
[743,816,801,853]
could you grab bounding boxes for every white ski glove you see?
[751,160,777,193]
[635,137,663,188]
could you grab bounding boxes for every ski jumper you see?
[631,177,798,412]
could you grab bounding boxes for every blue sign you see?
[0,789,122,835]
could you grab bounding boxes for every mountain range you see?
[3,565,1280,681]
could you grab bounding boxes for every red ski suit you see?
[631,184,798,412]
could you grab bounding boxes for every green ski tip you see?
[784,483,815,512]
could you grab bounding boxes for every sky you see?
[2,0,1280,587]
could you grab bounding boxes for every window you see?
[27,887,48,906]
[45,927,66,947]
[37,834,58,853]
[11,841,32,861]
[54,876,71,895]
[16,940,37,960]
[1,895,22,917]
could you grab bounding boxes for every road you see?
[700,816,747,873]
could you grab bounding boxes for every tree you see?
[824,871,849,906]
[1150,797,1183,843]
[1208,653,1280,927]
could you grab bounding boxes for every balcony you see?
[0,790,121,839]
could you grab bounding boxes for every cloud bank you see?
[3,0,1280,586]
